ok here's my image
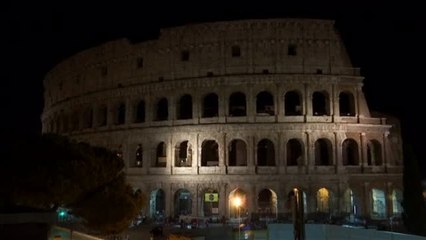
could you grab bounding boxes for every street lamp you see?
[233,196,242,240]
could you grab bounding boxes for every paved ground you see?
[126,223,235,240]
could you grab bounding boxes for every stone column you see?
[360,133,368,170]
[219,183,227,218]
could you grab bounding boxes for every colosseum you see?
[41,18,403,223]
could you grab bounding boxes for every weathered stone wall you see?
[41,18,403,221]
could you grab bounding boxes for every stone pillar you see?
[219,183,227,218]
[165,184,172,219]
[383,131,390,172]
[334,132,342,173]
[360,133,368,170]
[305,84,312,116]
[363,182,370,218]
[306,131,314,173]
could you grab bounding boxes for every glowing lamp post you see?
[234,197,242,240]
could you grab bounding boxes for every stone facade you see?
[42,19,403,222]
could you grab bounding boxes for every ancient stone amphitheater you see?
[42,18,403,223]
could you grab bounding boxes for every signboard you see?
[204,193,219,202]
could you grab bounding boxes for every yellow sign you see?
[205,193,219,202]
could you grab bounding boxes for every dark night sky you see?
[2,2,425,177]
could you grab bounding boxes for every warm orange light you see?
[234,196,242,208]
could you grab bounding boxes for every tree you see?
[0,133,144,234]
[402,144,426,236]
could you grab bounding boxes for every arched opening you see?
[150,189,165,221]
[371,188,386,219]
[82,108,93,129]
[175,189,192,217]
[287,189,308,215]
[312,91,330,116]
[176,141,191,167]
[155,98,168,121]
[392,189,403,216]
[343,189,355,215]
[287,139,303,166]
[342,139,359,166]
[257,139,275,166]
[201,140,219,166]
[316,188,330,213]
[202,93,219,118]
[229,188,248,219]
[70,111,79,131]
[177,94,193,120]
[256,91,274,115]
[229,92,246,117]
[367,140,382,166]
[339,92,355,116]
[228,139,247,166]
[116,103,126,125]
[284,91,302,116]
[257,189,278,220]
[135,100,145,123]
[315,138,332,166]
[97,106,107,127]
[202,189,219,217]
[155,142,167,167]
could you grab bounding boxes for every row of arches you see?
[46,90,356,133]
[125,137,383,168]
[147,187,402,220]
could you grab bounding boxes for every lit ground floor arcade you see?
[128,175,403,222]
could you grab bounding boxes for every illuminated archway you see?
[175,189,192,217]
[229,188,248,219]
[149,189,165,220]
[257,189,278,219]
[202,189,219,217]
[316,188,330,213]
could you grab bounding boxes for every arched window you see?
[229,92,246,117]
[231,45,241,57]
[315,138,332,166]
[97,105,107,126]
[135,100,145,123]
[82,108,93,129]
[367,140,382,166]
[312,91,330,116]
[339,92,355,116]
[176,141,191,167]
[156,98,168,121]
[257,139,275,166]
[177,94,192,120]
[201,140,218,166]
[116,103,126,125]
[287,139,303,166]
[256,91,274,115]
[228,139,247,166]
[284,91,302,116]
[202,93,219,118]
[342,139,359,166]
[156,142,167,167]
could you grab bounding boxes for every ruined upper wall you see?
[43,18,358,108]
